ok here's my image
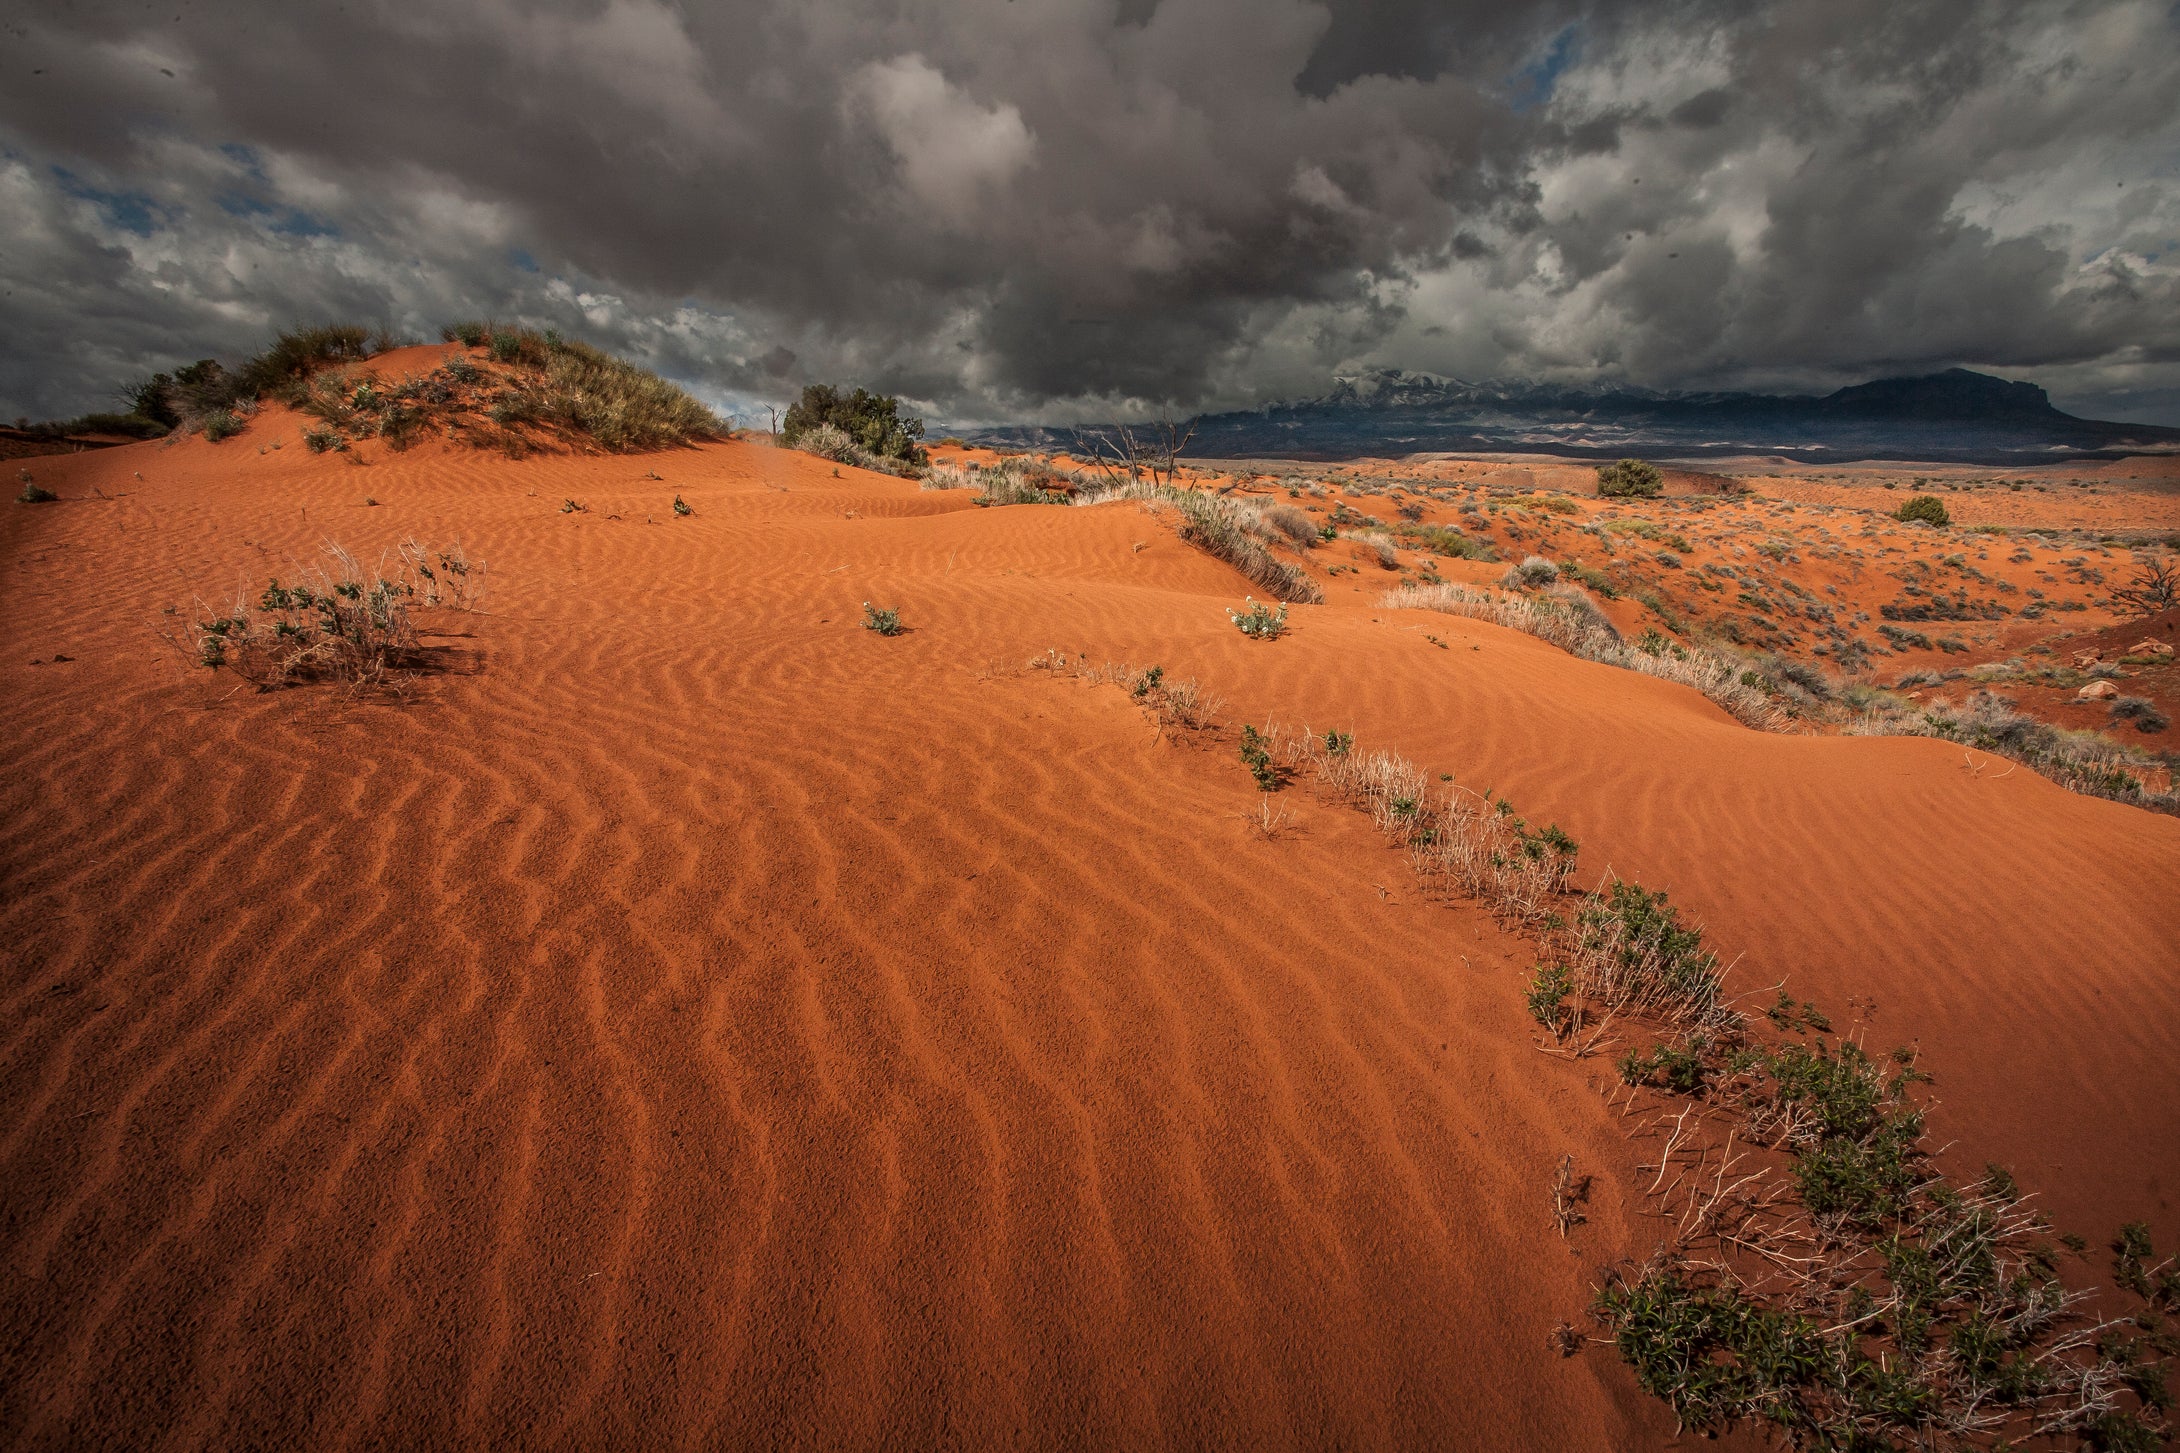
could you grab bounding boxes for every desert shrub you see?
[1597,458,1664,498]
[782,384,926,467]
[1228,598,1289,640]
[861,601,903,636]
[673,495,692,517]
[2112,554,2177,616]
[1561,560,1617,597]
[200,409,244,442]
[921,463,974,490]
[1260,502,1320,551]
[379,404,426,451]
[29,409,170,440]
[178,541,479,690]
[302,425,346,454]
[516,337,719,450]
[2110,697,2170,733]
[1397,523,1486,558]
[1361,533,1401,569]
[1895,494,1950,527]
[1307,738,1579,925]
[19,481,58,503]
[236,325,377,400]
[797,422,857,462]
[1502,555,1560,589]
[167,359,248,422]
[121,373,183,429]
[1238,724,1282,789]
[443,320,489,347]
[1575,881,1729,1031]
[969,456,1074,505]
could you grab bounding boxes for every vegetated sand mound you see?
[3,426,2176,1448]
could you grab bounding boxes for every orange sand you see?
[4,422,2176,1448]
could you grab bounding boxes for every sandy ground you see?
[4,420,2177,1449]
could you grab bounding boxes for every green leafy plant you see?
[861,601,903,636]
[1228,597,1289,639]
[1527,962,1575,1035]
[672,495,692,517]
[19,481,59,503]
[200,409,244,442]
[1239,724,1282,790]
[1895,494,1950,527]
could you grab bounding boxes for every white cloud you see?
[848,54,1035,218]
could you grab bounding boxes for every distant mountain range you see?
[974,368,2180,465]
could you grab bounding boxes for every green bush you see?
[1895,495,1949,527]
[1227,597,1289,639]
[200,409,244,442]
[861,601,903,636]
[1597,458,1664,498]
[302,425,346,454]
[782,384,926,467]
[19,481,58,503]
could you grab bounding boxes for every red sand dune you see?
[4,426,2176,1448]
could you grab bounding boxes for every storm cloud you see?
[4,0,2178,425]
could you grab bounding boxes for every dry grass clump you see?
[1384,582,1787,730]
[929,456,1078,503]
[1025,651,1222,731]
[175,540,483,691]
[517,337,720,450]
[1078,480,1323,603]
[1298,732,1583,927]
[239,325,385,400]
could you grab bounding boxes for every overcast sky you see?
[5,0,2178,427]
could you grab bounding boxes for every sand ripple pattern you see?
[2,437,1654,1450]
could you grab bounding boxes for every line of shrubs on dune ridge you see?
[1383,578,2177,815]
[1030,653,2177,1448]
[34,322,722,456]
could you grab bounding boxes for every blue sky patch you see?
[1507,25,1580,113]
[52,166,169,236]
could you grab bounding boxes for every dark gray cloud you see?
[3,0,2177,426]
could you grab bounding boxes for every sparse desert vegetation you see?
[175,540,483,691]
